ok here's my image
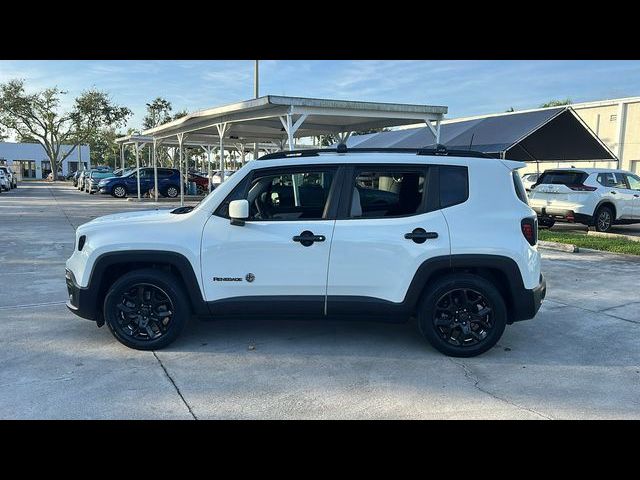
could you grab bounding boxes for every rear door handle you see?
[293,230,326,247]
[404,228,438,244]
[611,191,617,194]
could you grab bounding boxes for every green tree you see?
[0,80,131,180]
[172,109,189,121]
[143,97,173,130]
[539,99,572,108]
[71,88,131,171]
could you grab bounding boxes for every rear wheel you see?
[418,273,507,357]
[595,205,613,232]
[103,269,189,350]
[112,185,127,198]
[538,217,555,229]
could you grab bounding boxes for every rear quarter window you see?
[512,171,529,204]
[439,166,469,208]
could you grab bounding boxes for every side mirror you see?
[229,199,249,226]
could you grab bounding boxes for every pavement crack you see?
[153,351,197,420]
[449,359,554,420]
[546,298,640,325]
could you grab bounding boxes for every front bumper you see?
[65,269,99,321]
[532,206,593,225]
[510,274,546,323]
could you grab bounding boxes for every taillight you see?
[567,184,597,191]
[521,218,537,246]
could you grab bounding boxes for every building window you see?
[610,114,617,121]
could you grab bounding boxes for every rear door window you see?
[597,172,616,187]
[350,167,427,218]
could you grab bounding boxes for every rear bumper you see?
[65,269,99,321]
[532,206,593,224]
[510,274,546,323]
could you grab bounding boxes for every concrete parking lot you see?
[1,181,639,419]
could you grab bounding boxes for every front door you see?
[201,165,340,315]
[624,173,640,218]
[326,164,451,313]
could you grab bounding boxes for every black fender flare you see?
[86,250,209,316]
[404,254,529,319]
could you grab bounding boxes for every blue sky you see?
[1,60,640,130]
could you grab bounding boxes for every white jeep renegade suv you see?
[528,168,640,232]
[65,146,546,357]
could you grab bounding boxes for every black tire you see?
[164,185,179,198]
[594,205,614,232]
[417,273,507,357]
[538,217,555,229]
[112,184,127,198]
[103,269,190,350]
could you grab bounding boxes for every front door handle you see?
[404,228,438,244]
[634,194,640,198]
[293,230,326,247]
[611,191,617,194]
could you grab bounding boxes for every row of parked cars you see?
[522,167,640,232]
[70,166,235,198]
[0,166,18,193]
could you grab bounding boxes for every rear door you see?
[597,172,634,219]
[623,173,640,218]
[326,163,451,315]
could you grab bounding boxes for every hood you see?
[79,209,178,231]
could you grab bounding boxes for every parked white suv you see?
[0,166,16,190]
[0,170,9,191]
[528,168,640,232]
[65,146,546,357]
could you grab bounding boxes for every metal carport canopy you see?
[141,95,448,143]
[342,106,617,163]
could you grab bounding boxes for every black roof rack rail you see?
[258,144,493,161]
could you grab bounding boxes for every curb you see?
[538,240,579,253]
[586,230,640,243]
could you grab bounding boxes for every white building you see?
[0,142,90,180]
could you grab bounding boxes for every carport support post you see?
[200,145,213,193]
[134,142,142,200]
[153,139,159,202]
[215,123,229,182]
[120,144,124,170]
[177,133,185,206]
[425,119,441,145]
[279,113,308,150]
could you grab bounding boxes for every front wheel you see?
[112,185,127,198]
[164,185,179,198]
[103,269,189,350]
[417,273,507,357]
[594,205,614,232]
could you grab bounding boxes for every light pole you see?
[254,60,259,161]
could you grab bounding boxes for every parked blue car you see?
[98,168,182,198]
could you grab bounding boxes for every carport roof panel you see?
[342,107,616,161]
[141,95,448,140]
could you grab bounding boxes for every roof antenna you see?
[468,133,475,151]
[336,143,348,153]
